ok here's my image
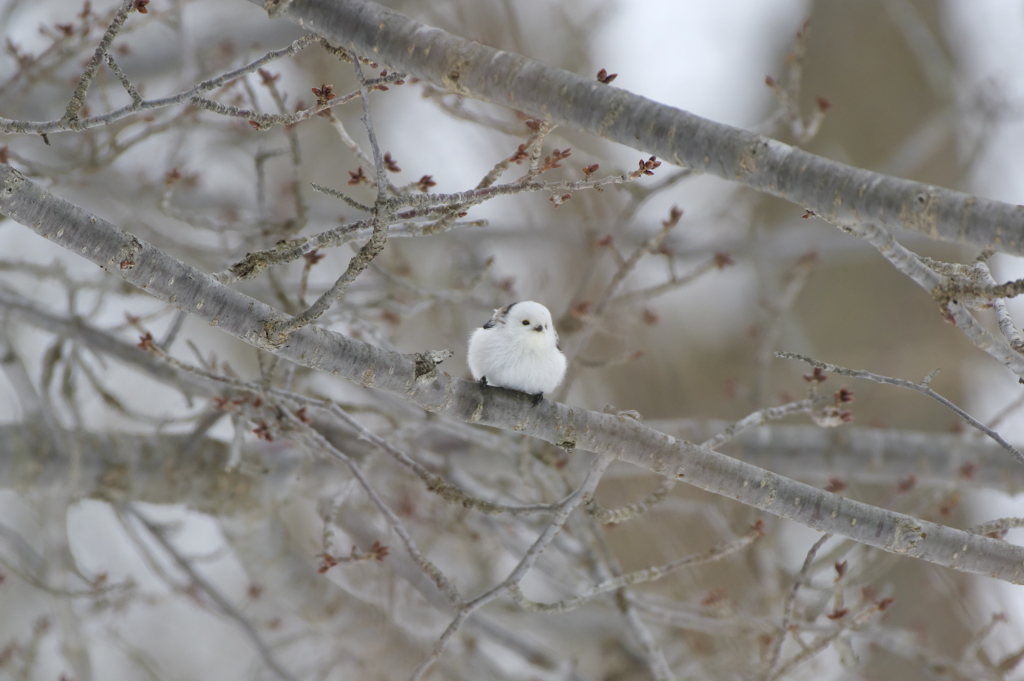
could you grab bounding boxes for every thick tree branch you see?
[4,163,1024,584]
[250,0,1024,255]
[3,280,1017,492]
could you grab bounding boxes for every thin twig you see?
[3,35,323,134]
[408,452,617,681]
[608,256,720,307]
[123,505,301,681]
[558,207,681,396]
[765,533,832,677]
[278,406,462,605]
[776,351,1024,466]
[508,524,762,613]
[322,400,580,516]
[756,253,817,404]
[61,0,135,126]
[969,517,1024,537]
[986,392,1024,431]
[102,52,142,108]
[264,57,393,340]
[589,399,814,524]
[972,260,1024,351]
[768,600,886,681]
[843,222,1024,379]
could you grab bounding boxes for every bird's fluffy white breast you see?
[467,325,566,396]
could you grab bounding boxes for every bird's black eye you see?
[522,319,530,326]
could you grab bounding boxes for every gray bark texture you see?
[252,0,1024,255]
[3,161,1024,583]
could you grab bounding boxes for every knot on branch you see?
[603,404,643,421]
[932,277,1024,308]
[112,234,142,272]
[414,349,453,380]
[228,239,304,281]
[263,0,293,18]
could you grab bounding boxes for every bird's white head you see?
[469,300,566,397]
[490,300,558,349]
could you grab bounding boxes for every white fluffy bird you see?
[467,301,567,403]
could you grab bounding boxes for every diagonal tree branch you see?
[2,287,1019,497]
[248,0,1024,255]
[4,162,1024,584]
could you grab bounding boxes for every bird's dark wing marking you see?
[483,302,518,329]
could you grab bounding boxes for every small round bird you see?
[467,301,567,404]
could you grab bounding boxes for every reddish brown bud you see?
[318,554,339,573]
[824,478,847,493]
[638,156,661,175]
[701,587,727,606]
[663,204,683,228]
[347,167,369,185]
[417,175,436,192]
[569,300,592,318]
[369,540,390,561]
[896,475,916,493]
[258,68,280,86]
[510,144,529,164]
[311,84,335,103]
[803,367,827,383]
[253,421,273,442]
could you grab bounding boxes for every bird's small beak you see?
[533,324,543,332]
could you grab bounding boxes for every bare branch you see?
[776,351,1024,466]
[122,506,301,681]
[255,0,1024,255]
[4,165,1024,584]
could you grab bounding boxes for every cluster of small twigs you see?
[2,4,1024,681]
